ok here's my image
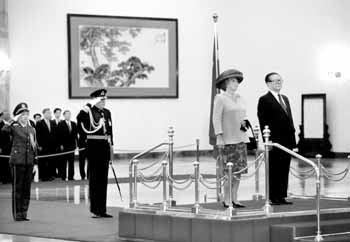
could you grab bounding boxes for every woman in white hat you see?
[212,69,249,208]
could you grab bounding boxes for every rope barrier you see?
[0,143,195,159]
[0,148,85,159]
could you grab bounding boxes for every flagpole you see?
[212,13,223,202]
[213,13,219,82]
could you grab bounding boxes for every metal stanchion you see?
[226,162,236,217]
[196,139,200,161]
[262,126,273,215]
[168,127,175,206]
[192,160,200,214]
[129,160,134,208]
[252,125,263,200]
[162,160,168,211]
[315,154,323,242]
[132,159,139,208]
[216,147,223,202]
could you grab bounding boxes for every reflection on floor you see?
[0,156,349,208]
[0,233,79,242]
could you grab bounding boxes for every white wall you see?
[7,0,350,152]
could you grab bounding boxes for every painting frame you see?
[67,14,179,99]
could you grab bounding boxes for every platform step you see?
[271,219,350,242]
[296,234,350,242]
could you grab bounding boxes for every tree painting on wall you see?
[68,14,178,98]
[79,26,155,88]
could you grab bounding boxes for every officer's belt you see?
[87,135,109,140]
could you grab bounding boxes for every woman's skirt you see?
[222,142,248,174]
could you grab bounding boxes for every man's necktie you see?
[278,94,288,113]
[68,121,71,133]
[46,120,51,132]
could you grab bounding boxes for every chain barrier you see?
[233,157,265,180]
[167,174,193,185]
[290,169,316,180]
[232,153,264,175]
[322,169,349,182]
[137,176,163,189]
[171,179,194,191]
[138,170,163,183]
[321,164,349,176]
[200,174,227,185]
[199,177,219,190]
[290,166,315,174]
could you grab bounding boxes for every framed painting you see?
[67,14,178,98]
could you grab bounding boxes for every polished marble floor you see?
[0,234,79,242]
[0,155,349,242]
[1,155,349,207]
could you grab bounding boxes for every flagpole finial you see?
[212,13,218,23]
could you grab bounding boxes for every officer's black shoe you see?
[91,213,102,218]
[100,213,113,218]
[15,218,30,221]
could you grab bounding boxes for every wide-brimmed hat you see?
[215,69,243,88]
[13,102,29,116]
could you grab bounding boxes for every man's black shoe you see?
[100,213,113,218]
[279,199,293,205]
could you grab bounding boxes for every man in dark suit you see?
[57,110,78,180]
[36,108,56,181]
[52,108,62,178]
[78,89,114,218]
[257,72,296,205]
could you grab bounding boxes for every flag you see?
[209,32,220,146]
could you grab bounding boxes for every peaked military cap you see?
[90,89,107,98]
[13,102,29,116]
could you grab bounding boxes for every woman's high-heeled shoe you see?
[222,202,229,208]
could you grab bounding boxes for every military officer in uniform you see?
[78,89,113,218]
[1,103,37,221]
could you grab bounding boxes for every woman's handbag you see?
[245,120,257,151]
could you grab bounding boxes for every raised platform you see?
[119,198,350,242]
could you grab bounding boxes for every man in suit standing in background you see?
[52,108,62,178]
[57,110,78,180]
[257,72,296,205]
[36,108,56,181]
